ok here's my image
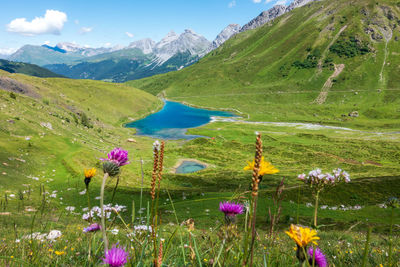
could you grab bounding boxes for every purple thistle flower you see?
[103,245,128,267]
[83,223,101,233]
[102,148,130,167]
[308,247,328,267]
[219,201,243,216]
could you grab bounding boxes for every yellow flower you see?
[55,251,65,256]
[285,224,319,248]
[244,157,279,176]
[84,168,96,178]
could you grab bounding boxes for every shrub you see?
[329,36,370,58]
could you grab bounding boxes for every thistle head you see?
[101,148,130,176]
[102,161,121,177]
[103,244,128,267]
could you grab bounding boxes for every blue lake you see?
[125,100,235,139]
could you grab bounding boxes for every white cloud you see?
[6,10,67,36]
[228,0,236,8]
[74,19,79,25]
[103,42,112,47]
[275,0,288,5]
[125,31,134,38]
[79,27,93,34]
[43,40,50,45]
[253,0,262,3]
[0,47,18,55]
[265,0,274,2]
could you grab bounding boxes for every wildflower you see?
[101,148,130,177]
[102,148,129,167]
[47,230,62,240]
[83,223,101,233]
[103,245,128,267]
[65,206,75,212]
[244,156,279,177]
[285,224,319,248]
[219,201,243,224]
[55,251,65,256]
[84,168,96,186]
[308,247,328,267]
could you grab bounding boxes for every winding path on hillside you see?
[313,63,345,104]
[317,25,348,73]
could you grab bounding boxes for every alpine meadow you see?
[0,0,399,266]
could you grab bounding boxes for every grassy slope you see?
[0,69,163,195]
[128,0,400,130]
[0,59,64,78]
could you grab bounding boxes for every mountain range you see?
[6,0,328,82]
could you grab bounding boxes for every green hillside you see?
[128,0,400,130]
[0,69,161,193]
[0,59,64,78]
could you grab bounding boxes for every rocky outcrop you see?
[128,38,155,54]
[240,0,320,32]
[153,29,210,65]
[208,24,241,52]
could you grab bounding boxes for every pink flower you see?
[308,247,328,267]
[103,245,128,267]
[102,148,130,167]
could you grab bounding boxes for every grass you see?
[127,0,400,130]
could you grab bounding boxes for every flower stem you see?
[100,172,109,253]
[388,207,394,267]
[361,226,372,267]
[85,184,92,223]
[313,191,320,228]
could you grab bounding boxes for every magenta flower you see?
[103,245,128,267]
[83,223,101,233]
[219,201,243,216]
[102,148,130,167]
[308,247,328,267]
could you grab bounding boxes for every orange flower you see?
[244,157,279,176]
[285,224,319,248]
[84,168,96,179]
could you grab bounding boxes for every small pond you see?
[125,100,235,139]
[175,161,206,174]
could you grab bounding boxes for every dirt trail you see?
[313,63,345,104]
[317,25,347,73]
[379,26,392,82]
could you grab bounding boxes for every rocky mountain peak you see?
[208,24,241,52]
[240,0,320,32]
[153,30,210,65]
[128,38,155,54]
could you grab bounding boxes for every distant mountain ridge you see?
[43,30,210,82]
[7,0,321,81]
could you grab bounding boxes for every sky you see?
[0,0,293,55]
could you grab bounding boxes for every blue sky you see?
[0,0,292,54]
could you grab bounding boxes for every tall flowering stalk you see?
[150,140,165,267]
[298,168,350,227]
[100,148,129,253]
[242,132,279,266]
[84,168,96,222]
